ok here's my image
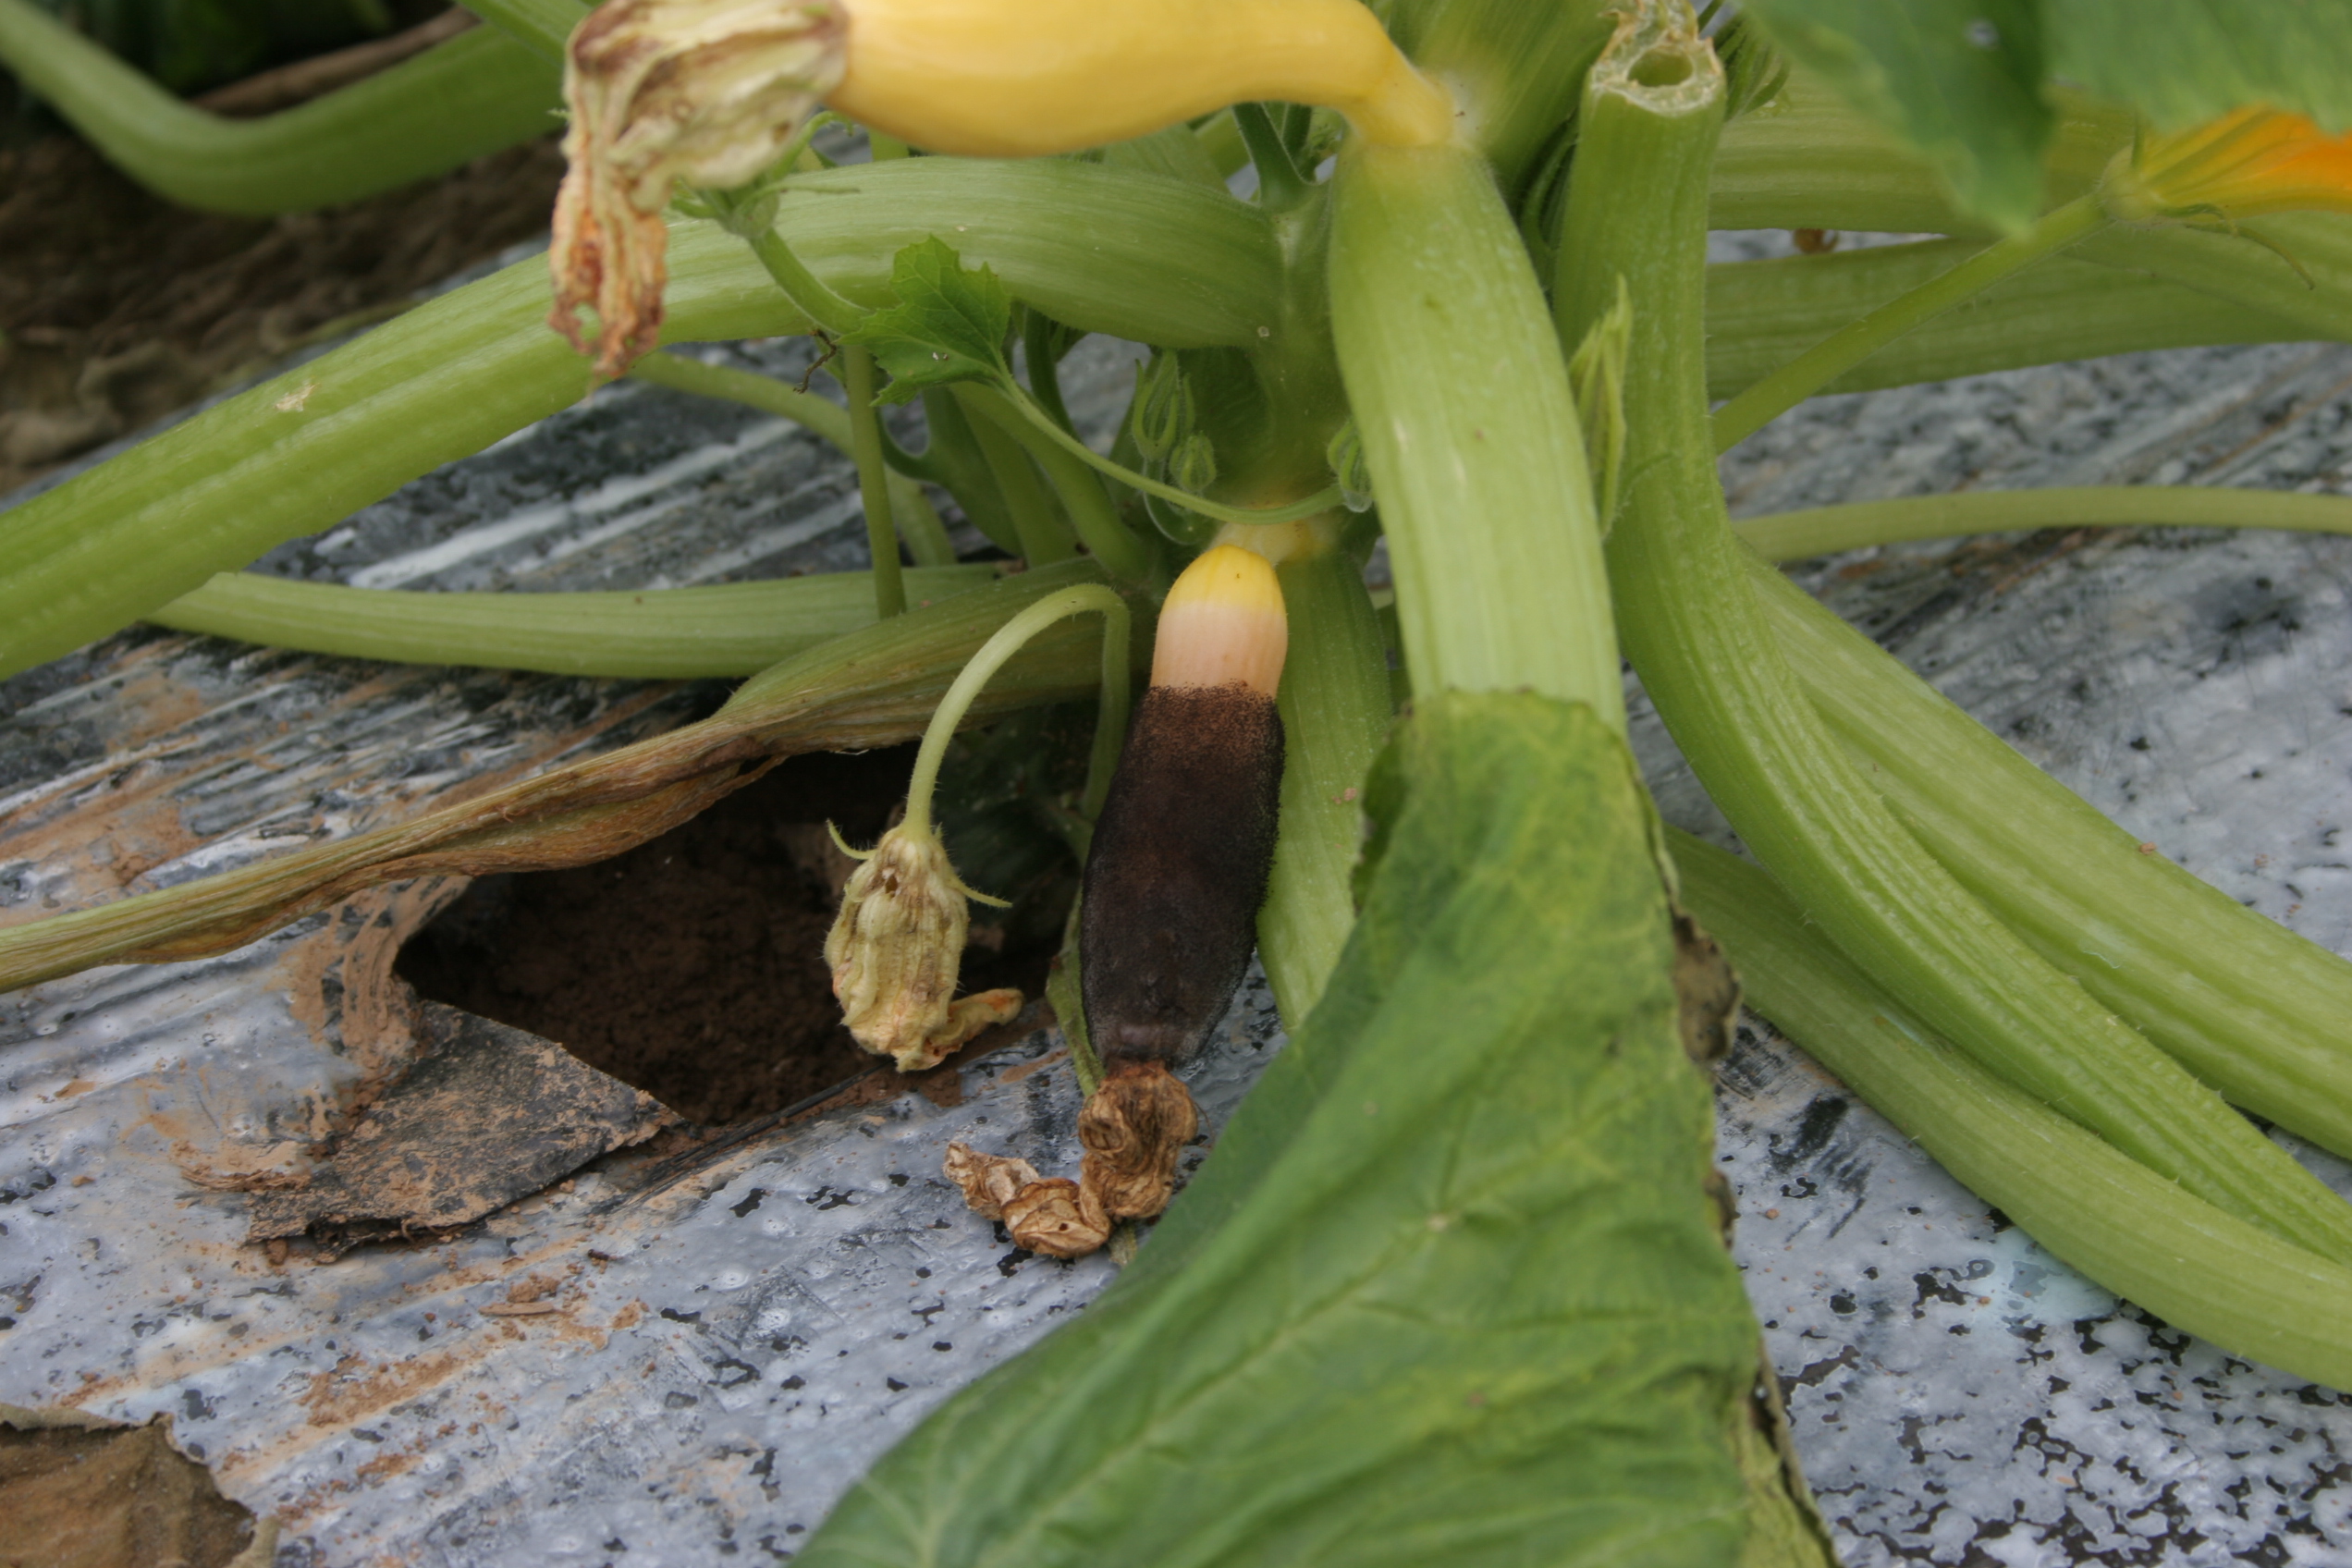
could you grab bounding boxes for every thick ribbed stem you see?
[1735,484,2352,560]
[1256,527,1393,1018]
[1553,15,2352,1261]
[1328,138,1622,723]
[148,567,995,677]
[0,0,559,214]
[1752,551,2352,1158]
[0,157,1284,679]
[1670,830,2352,1394]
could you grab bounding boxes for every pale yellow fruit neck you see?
[1152,544,1289,695]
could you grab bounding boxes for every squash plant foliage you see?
[804,695,1795,1566]
[4,0,2352,1561]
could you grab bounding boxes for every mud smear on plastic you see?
[243,1002,670,1260]
[0,1403,276,1568]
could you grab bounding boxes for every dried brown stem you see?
[0,563,1135,995]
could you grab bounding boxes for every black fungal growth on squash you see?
[1081,682,1284,1066]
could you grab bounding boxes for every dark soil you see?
[398,747,1066,1128]
[0,1415,260,1568]
[0,112,564,492]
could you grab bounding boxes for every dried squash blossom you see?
[824,819,1022,1073]
[549,0,846,375]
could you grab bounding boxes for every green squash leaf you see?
[1734,0,2052,232]
[1737,0,2352,233]
[840,238,1013,405]
[799,692,1774,1568]
[2043,0,2352,133]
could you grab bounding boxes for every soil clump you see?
[398,747,1061,1127]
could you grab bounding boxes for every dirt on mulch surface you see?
[0,126,565,495]
[398,747,1067,1129]
[0,1407,264,1568]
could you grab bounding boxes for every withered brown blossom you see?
[942,1062,1199,1260]
[941,1143,1040,1221]
[1078,1060,1199,1221]
[549,0,847,376]
[999,1178,1110,1259]
[943,1144,1111,1259]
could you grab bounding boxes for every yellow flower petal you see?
[2113,105,2352,223]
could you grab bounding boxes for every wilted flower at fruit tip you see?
[549,0,848,377]
[940,1063,1195,1261]
[824,819,1023,1073]
[1078,1060,1199,1221]
[2105,105,2352,225]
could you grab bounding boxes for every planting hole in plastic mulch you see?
[396,741,1076,1128]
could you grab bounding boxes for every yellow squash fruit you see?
[827,0,1453,157]
[550,0,1453,374]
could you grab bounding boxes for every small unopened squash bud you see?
[1326,420,1374,513]
[1170,432,1221,498]
[1128,352,1191,463]
[825,820,1023,1072]
[1078,1060,1200,1220]
[550,0,848,376]
[1082,544,1287,1067]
